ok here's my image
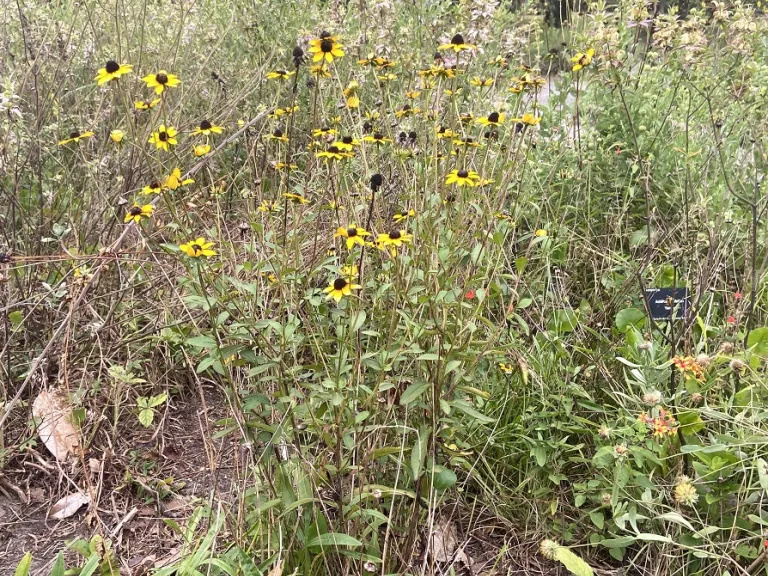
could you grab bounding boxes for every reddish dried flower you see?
[465,289,476,299]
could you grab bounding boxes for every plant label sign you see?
[645,288,689,320]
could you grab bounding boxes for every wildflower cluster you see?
[638,407,679,439]
[671,355,706,381]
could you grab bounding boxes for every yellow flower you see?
[316,146,349,161]
[333,136,360,151]
[377,73,397,83]
[324,276,361,303]
[534,229,547,237]
[194,144,211,157]
[395,104,419,118]
[134,98,161,110]
[452,137,481,148]
[268,129,289,143]
[179,237,216,258]
[109,130,125,143]
[571,48,595,71]
[490,55,508,68]
[438,33,476,53]
[393,209,415,223]
[141,181,163,195]
[376,230,413,255]
[499,362,515,374]
[273,162,298,171]
[405,90,422,99]
[57,130,94,146]
[343,80,360,108]
[363,132,392,144]
[310,64,333,77]
[340,265,359,280]
[476,111,505,126]
[148,125,178,151]
[141,70,181,94]
[266,69,296,80]
[163,168,194,190]
[95,60,133,85]
[470,77,494,87]
[436,126,457,139]
[335,225,370,249]
[268,106,298,119]
[313,126,338,138]
[445,169,480,187]
[258,200,279,213]
[308,33,345,63]
[192,120,224,136]
[283,192,310,204]
[512,113,541,126]
[124,203,154,224]
[673,476,699,506]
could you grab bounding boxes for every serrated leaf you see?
[138,408,154,428]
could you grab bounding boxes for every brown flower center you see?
[457,170,469,178]
[129,206,143,216]
[158,131,168,142]
[488,112,500,123]
[451,33,465,45]
[333,277,347,290]
[156,73,168,85]
[200,120,212,130]
[342,136,353,144]
[273,129,284,138]
[105,60,120,73]
[347,227,358,237]
[69,131,80,139]
[320,39,334,53]
[328,146,340,154]
[389,231,401,240]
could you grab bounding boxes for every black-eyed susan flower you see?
[459,112,474,125]
[313,126,338,139]
[521,73,546,88]
[571,48,595,71]
[405,90,422,99]
[268,129,289,143]
[283,192,310,204]
[163,168,194,190]
[273,161,298,171]
[340,265,359,280]
[395,104,419,119]
[333,136,360,151]
[142,70,180,94]
[95,60,133,85]
[499,362,515,374]
[179,237,216,258]
[194,144,211,157]
[438,33,476,53]
[316,145,348,161]
[343,80,360,108]
[266,69,296,80]
[57,130,94,146]
[446,169,480,187]
[376,230,413,254]
[324,276,361,302]
[141,181,163,195]
[452,137,481,148]
[377,73,397,83]
[124,203,154,223]
[334,225,370,249]
[511,113,541,126]
[477,111,505,126]
[393,209,415,223]
[148,125,178,151]
[308,33,345,63]
[437,126,458,139]
[110,129,125,143]
[192,120,224,136]
[310,64,333,77]
[470,76,494,87]
[363,132,392,144]
[134,98,161,110]
[508,81,524,94]
[490,55,509,68]
[258,200,279,213]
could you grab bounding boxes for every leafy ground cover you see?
[2,0,768,574]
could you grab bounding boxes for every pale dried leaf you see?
[50,491,90,519]
[430,518,457,563]
[32,389,80,461]
[268,559,283,576]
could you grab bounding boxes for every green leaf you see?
[411,426,430,480]
[78,555,100,576]
[515,256,528,274]
[552,545,594,576]
[306,533,363,548]
[547,309,578,334]
[399,381,430,406]
[677,410,705,435]
[747,328,768,356]
[615,308,646,333]
[350,311,367,333]
[757,459,768,491]
[589,511,604,529]
[138,408,154,428]
[433,467,457,491]
[50,552,65,576]
[9,310,23,328]
[452,401,495,424]
[149,393,168,408]
[185,335,218,349]
[14,552,32,576]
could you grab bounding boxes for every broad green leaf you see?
[138,408,154,428]
[149,393,168,408]
[553,546,594,576]
[14,552,32,576]
[399,381,430,406]
[678,410,705,435]
[615,308,645,333]
[748,328,768,356]
[589,511,604,529]
[547,309,578,334]
[306,533,363,548]
[185,335,218,348]
[433,467,457,491]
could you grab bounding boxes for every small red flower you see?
[727,315,736,324]
[615,147,622,155]
[734,291,743,300]
[465,289,476,300]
